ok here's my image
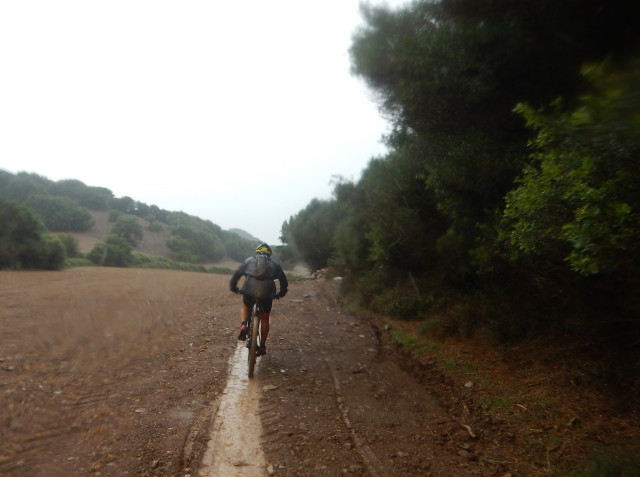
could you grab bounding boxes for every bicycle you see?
[244,292,281,378]
[245,301,263,378]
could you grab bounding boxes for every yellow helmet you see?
[256,243,272,256]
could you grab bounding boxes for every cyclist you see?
[230,243,288,356]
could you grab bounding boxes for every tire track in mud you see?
[324,357,382,477]
[246,280,486,476]
[198,343,266,476]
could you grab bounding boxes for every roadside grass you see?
[385,320,640,476]
[389,328,439,355]
[569,443,640,477]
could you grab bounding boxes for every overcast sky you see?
[0,1,406,245]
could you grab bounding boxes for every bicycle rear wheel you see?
[247,304,260,378]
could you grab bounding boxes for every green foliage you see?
[0,169,252,271]
[570,443,640,477]
[48,179,113,210]
[108,209,122,222]
[88,235,133,267]
[65,256,94,268]
[166,215,225,263]
[0,198,65,270]
[219,230,256,262]
[147,204,170,224]
[108,196,135,214]
[25,194,94,232]
[147,220,163,232]
[348,0,640,270]
[282,198,340,271]
[36,235,66,270]
[111,214,144,246]
[0,171,50,201]
[57,233,80,258]
[503,61,640,275]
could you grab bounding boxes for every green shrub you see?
[65,256,94,268]
[108,209,123,222]
[0,198,65,270]
[57,233,80,258]
[166,226,225,263]
[571,443,640,477]
[25,194,94,232]
[36,235,66,270]
[111,214,143,245]
[147,220,162,232]
[88,235,133,267]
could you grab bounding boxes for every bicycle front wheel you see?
[248,305,260,378]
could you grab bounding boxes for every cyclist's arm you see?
[276,266,288,297]
[229,263,247,291]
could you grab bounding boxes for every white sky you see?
[0,1,406,245]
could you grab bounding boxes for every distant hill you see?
[0,170,268,270]
[228,228,262,243]
[66,209,244,270]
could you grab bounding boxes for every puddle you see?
[199,343,266,476]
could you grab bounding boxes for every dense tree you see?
[502,60,640,276]
[48,179,113,210]
[219,230,256,262]
[1,172,50,201]
[167,225,225,263]
[148,205,170,224]
[0,198,65,270]
[111,214,144,246]
[282,198,341,271]
[57,233,80,258]
[108,196,136,215]
[283,0,640,329]
[25,194,94,232]
[350,0,640,241]
[88,235,133,267]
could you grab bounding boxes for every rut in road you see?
[251,280,487,476]
[198,343,266,476]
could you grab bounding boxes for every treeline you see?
[282,0,640,350]
[0,170,258,269]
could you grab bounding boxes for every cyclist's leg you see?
[238,295,255,339]
[258,298,273,344]
[241,295,255,323]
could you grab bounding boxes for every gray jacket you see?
[230,255,288,299]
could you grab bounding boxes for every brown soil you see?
[1,269,637,476]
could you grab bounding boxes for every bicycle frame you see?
[246,302,262,378]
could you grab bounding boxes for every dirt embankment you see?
[1,268,637,476]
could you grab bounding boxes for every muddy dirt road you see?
[1,268,533,476]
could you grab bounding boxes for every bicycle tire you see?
[248,304,260,378]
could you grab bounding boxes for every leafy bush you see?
[25,194,94,232]
[0,198,65,270]
[503,61,640,275]
[88,235,133,267]
[571,443,640,477]
[0,171,50,201]
[34,235,66,270]
[219,230,256,262]
[57,233,80,258]
[147,220,163,232]
[108,196,135,214]
[166,224,225,263]
[48,179,113,210]
[111,214,143,246]
[108,209,123,222]
[65,256,94,268]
